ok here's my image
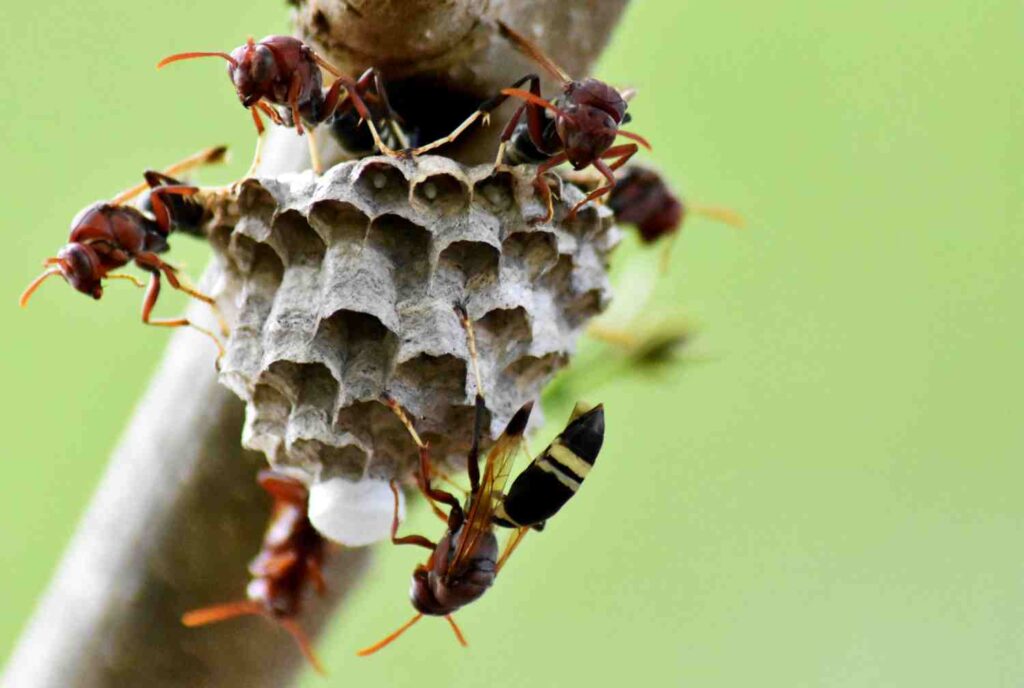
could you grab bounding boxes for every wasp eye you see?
[250,45,275,83]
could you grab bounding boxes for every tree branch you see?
[294,0,629,92]
[2,301,372,687]
[3,1,630,685]
[292,0,631,164]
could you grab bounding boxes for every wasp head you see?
[19,242,104,308]
[229,38,278,107]
[557,80,629,170]
[54,243,104,299]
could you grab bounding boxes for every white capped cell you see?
[308,477,405,547]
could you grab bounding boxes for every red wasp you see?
[19,147,227,356]
[607,165,744,269]
[357,306,605,656]
[158,35,397,174]
[183,470,328,674]
[410,21,651,222]
[608,166,744,243]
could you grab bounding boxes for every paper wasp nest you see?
[205,155,618,489]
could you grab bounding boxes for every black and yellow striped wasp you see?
[357,306,604,656]
[492,400,603,532]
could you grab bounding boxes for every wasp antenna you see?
[444,614,469,647]
[280,618,326,675]
[356,613,424,656]
[181,600,263,627]
[157,51,239,70]
[19,268,62,308]
[616,129,652,151]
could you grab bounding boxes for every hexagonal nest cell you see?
[207,155,619,485]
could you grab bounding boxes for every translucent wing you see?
[496,526,529,574]
[497,21,572,83]
[447,403,533,577]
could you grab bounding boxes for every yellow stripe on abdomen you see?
[547,442,593,480]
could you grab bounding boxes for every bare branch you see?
[294,0,630,94]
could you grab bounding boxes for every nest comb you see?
[204,155,619,485]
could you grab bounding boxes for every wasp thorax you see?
[431,536,498,610]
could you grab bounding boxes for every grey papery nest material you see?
[202,155,619,488]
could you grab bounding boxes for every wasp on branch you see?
[357,306,604,656]
[410,21,650,222]
[182,470,328,674]
[19,146,227,357]
[158,36,401,175]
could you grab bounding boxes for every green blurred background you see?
[1,1,1020,685]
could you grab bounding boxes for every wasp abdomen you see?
[494,403,604,529]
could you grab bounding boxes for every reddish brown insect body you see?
[406,399,531,617]
[606,165,744,271]
[356,400,533,657]
[357,307,534,656]
[158,36,395,173]
[410,21,651,222]
[182,470,328,674]
[607,166,684,243]
[19,147,226,354]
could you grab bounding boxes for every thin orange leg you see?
[356,613,424,657]
[444,614,469,647]
[566,144,639,221]
[280,618,326,675]
[532,152,569,223]
[182,600,263,627]
[383,397,458,520]
[136,263,224,360]
[387,481,436,550]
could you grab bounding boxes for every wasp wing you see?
[447,403,533,578]
[497,21,572,83]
